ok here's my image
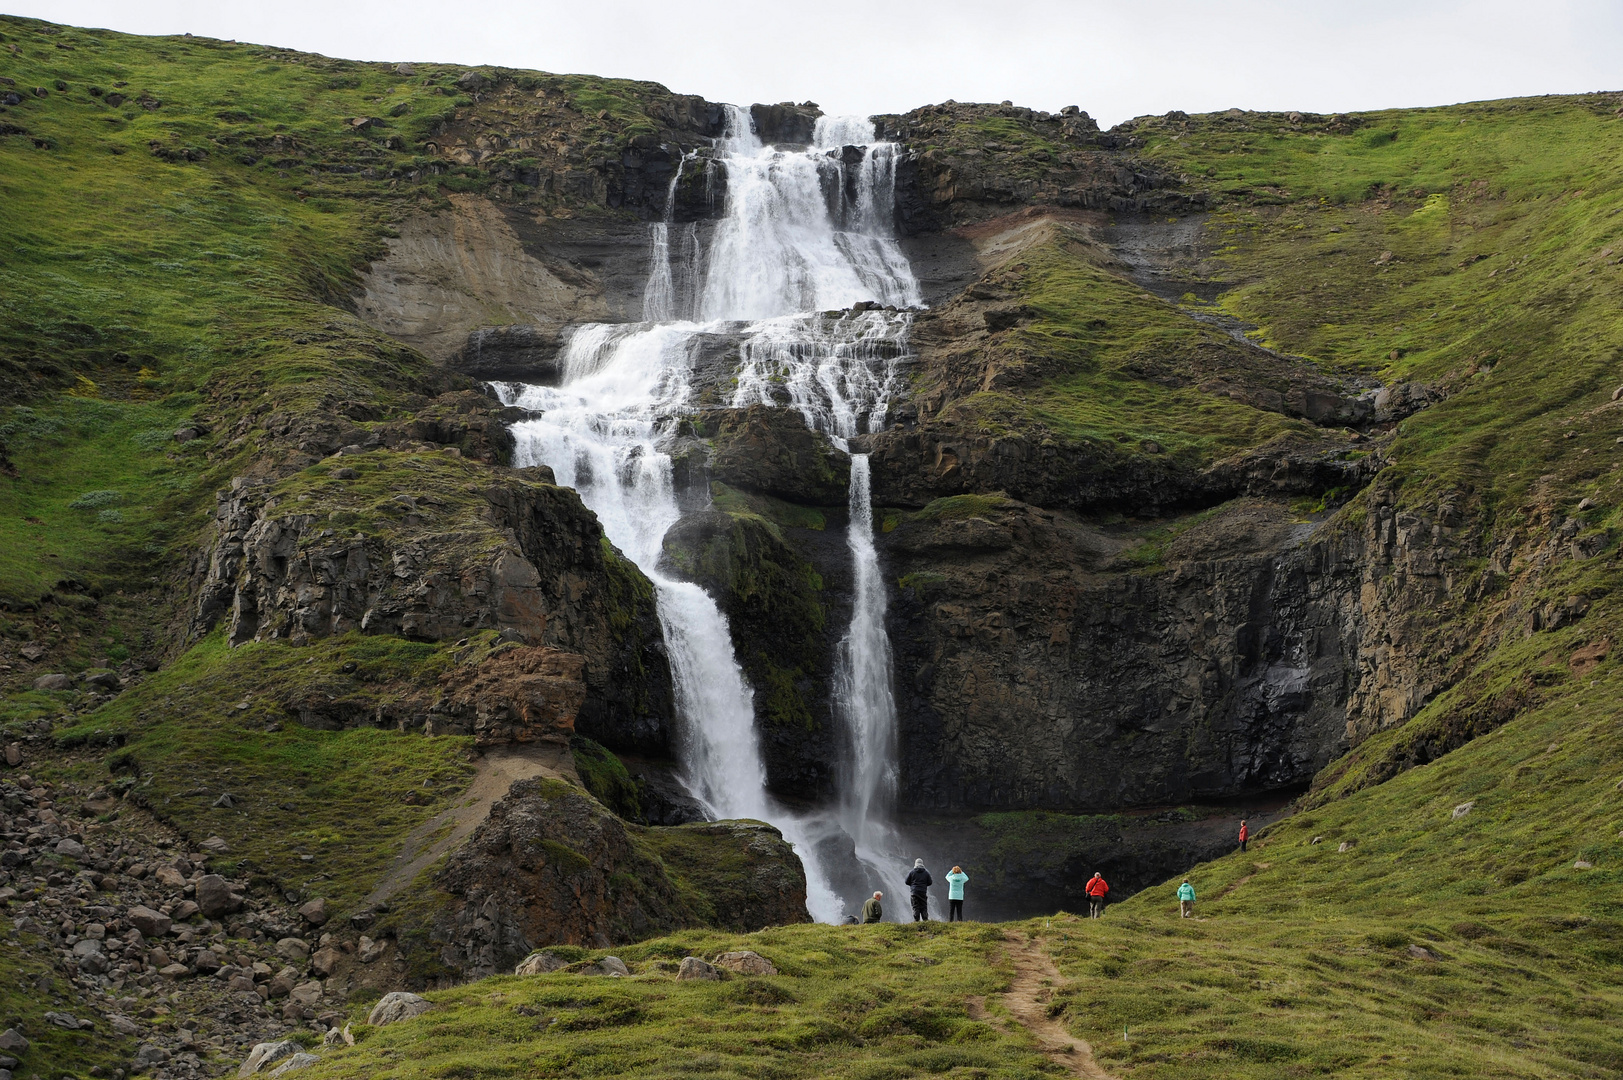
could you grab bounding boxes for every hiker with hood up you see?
[861,891,884,923]
[945,865,968,921]
[1084,871,1110,918]
[1177,879,1197,918]
[904,859,933,921]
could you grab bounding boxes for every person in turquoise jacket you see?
[1177,879,1196,918]
[945,866,969,921]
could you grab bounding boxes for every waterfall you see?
[643,150,699,323]
[836,454,901,860]
[498,109,920,922]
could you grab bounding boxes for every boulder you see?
[290,981,324,1007]
[297,897,329,926]
[196,873,245,917]
[32,673,72,691]
[367,991,432,1026]
[3,743,20,767]
[201,835,231,854]
[276,937,310,962]
[269,1054,321,1077]
[172,899,200,920]
[128,905,171,938]
[1451,802,1475,820]
[513,950,567,976]
[588,956,630,977]
[107,1015,141,1036]
[357,935,388,963]
[0,1030,25,1054]
[153,866,187,889]
[676,956,719,981]
[54,838,86,858]
[309,945,341,977]
[159,962,191,979]
[714,950,776,976]
[265,974,294,999]
[135,1044,171,1068]
[81,669,120,691]
[237,1040,300,1077]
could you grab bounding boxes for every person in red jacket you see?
[1084,872,1110,918]
[1238,819,1250,853]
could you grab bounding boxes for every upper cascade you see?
[673,106,922,322]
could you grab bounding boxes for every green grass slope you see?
[272,650,1623,1080]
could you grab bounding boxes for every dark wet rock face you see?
[884,498,1361,811]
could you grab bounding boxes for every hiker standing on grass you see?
[1085,872,1110,918]
[862,891,883,923]
[945,866,968,921]
[1238,819,1250,852]
[905,859,933,921]
[1177,879,1196,918]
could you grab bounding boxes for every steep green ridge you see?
[0,15,703,937]
[1134,97,1623,505]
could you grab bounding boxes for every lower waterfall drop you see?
[836,453,901,870]
[498,326,846,923]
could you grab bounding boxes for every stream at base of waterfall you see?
[496,108,926,923]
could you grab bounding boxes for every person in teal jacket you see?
[945,865,969,921]
[1177,879,1196,918]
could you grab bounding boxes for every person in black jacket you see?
[904,859,933,921]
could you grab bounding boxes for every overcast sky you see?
[10,0,1622,126]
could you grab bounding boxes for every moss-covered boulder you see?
[706,406,850,506]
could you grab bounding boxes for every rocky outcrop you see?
[432,778,693,976]
[430,778,807,977]
[192,458,672,755]
[875,102,1198,233]
[749,102,821,146]
[861,425,1379,515]
[431,646,587,747]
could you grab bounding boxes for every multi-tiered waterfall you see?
[496,108,920,922]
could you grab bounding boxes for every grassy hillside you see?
[276,660,1623,1078]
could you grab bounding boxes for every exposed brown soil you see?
[363,742,577,907]
[997,931,1117,1079]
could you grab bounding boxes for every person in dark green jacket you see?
[861,891,884,923]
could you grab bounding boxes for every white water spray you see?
[500,108,920,921]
